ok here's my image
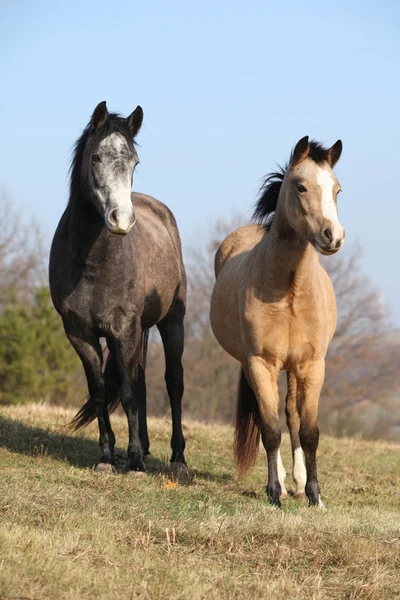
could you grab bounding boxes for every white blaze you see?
[98,133,134,228]
[317,167,343,241]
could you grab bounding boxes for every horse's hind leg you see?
[157,300,186,465]
[66,328,115,471]
[285,372,307,499]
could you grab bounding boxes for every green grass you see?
[1,404,399,599]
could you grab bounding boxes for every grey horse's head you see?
[77,101,143,235]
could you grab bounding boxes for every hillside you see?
[1,404,399,599]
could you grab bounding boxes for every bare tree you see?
[321,247,400,438]
[0,187,47,304]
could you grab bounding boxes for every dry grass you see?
[1,403,399,600]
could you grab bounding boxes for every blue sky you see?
[1,0,399,323]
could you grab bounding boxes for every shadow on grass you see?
[0,415,234,484]
[0,416,165,473]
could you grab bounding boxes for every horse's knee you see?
[261,418,281,452]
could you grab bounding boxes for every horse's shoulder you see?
[215,224,265,278]
[317,262,337,337]
[132,192,185,276]
[132,192,180,231]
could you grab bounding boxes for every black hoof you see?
[170,452,187,465]
[306,481,321,506]
[266,483,282,507]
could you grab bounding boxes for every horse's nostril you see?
[109,209,118,226]
[324,228,332,242]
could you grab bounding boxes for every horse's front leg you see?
[246,357,282,506]
[113,323,145,473]
[297,359,325,507]
[285,371,307,499]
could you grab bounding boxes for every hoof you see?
[294,492,307,501]
[170,453,187,465]
[268,497,281,508]
[266,483,282,507]
[307,495,325,509]
[95,462,116,474]
[280,491,288,500]
[266,491,281,508]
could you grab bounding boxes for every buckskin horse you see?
[210,136,344,506]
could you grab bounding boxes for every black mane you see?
[69,113,135,204]
[253,140,330,231]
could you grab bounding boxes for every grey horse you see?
[49,101,187,472]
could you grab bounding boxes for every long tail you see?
[234,369,262,478]
[69,330,150,431]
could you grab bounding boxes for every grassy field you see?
[1,404,399,600]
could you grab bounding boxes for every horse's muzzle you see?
[105,207,136,235]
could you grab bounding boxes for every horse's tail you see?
[69,330,150,431]
[69,349,120,430]
[234,368,262,478]
[141,329,149,370]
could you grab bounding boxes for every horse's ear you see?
[127,106,143,138]
[291,136,310,166]
[91,101,108,131]
[326,140,342,167]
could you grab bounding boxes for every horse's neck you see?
[256,209,318,294]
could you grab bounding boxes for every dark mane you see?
[253,140,331,231]
[253,166,286,232]
[68,113,136,204]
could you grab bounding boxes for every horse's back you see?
[214,223,265,278]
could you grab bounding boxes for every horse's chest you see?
[64,274,137,335]
[250,293,330,368]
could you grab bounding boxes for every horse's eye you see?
[297,184,307,193]
[92,154,101,163]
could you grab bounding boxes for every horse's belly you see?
[210,278,246,363]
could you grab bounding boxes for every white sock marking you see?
[293,446,307,495]
[277,449,287,496]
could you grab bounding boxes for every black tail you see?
[234,369,262,477]
[69,330,150,431]
[141,329,149,370]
